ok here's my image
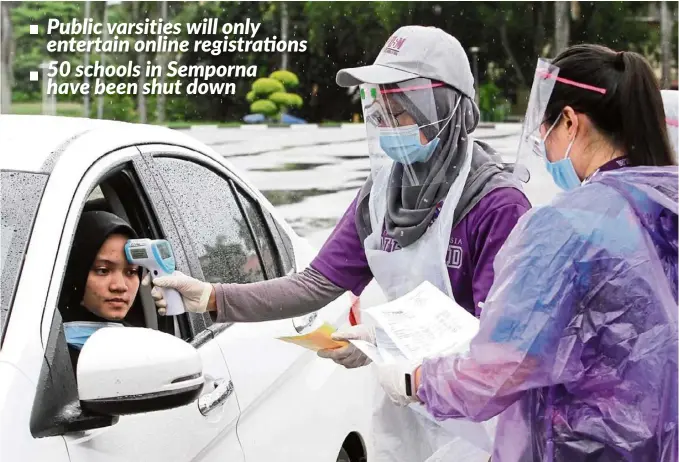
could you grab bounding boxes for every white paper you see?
[362,281,480,362]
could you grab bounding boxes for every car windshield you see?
[1,170,47,345]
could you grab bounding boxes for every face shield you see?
[514,59,608,178]
[361,78,457,186]
[515,59,560,171]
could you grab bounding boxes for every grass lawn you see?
[8,103,354,128]
[8,104,233,128]
[11,101,85,117]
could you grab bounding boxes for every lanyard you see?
[584,157,629,184]
[597,156,630,173]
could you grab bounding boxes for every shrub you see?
[269,91,302,109]
[247,71,304,121]
[270,70,299,89]
[478,82,510,122]
[96,94,137,122]
[250,100,279,116]
[252,78,285,96]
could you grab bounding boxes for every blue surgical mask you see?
[378,108,455,165]
[379,125,440,164]
[544,156,581,191]
[539,115,582,191]
[64,321,123,350]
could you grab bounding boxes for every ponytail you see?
[617,51,675,166]
[545,45,676,167]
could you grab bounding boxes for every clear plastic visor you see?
[515,58,609,172]
[515,59,560,168]
[360,78,454,186]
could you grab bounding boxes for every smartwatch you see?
[405,372,415,397]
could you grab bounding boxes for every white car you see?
[0,115,374,462]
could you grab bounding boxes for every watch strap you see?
[405,372,413,397]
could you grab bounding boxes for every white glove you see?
[144,271,213,315]
[317,325,376,369]
[377,360,422,407]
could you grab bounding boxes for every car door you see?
[0,170,71,462]
[139,144,370,462]
[22,144,244,462]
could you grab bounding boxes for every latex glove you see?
[377,360,422,407]
[144,271,212,314]
[332,324,376,344]
[317,325,376,369]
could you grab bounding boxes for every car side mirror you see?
[77,327,204,416]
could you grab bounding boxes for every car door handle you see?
[293,312,318,334]
[198,379,234,416]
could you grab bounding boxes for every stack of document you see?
[350,281,480,364]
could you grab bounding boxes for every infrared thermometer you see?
[124,238,185,316]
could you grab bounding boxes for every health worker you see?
[373,44,678,462]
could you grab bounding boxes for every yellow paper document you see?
[278,322,347,352]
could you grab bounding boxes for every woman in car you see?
[59,210,142,365]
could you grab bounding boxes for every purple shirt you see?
[311,187,531,316]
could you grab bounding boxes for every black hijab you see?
[60,211,139,323]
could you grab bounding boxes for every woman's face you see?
[385,96,429,145]
[540,107,600,180]
[81,234,140,321]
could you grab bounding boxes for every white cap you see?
[336,25,476,100]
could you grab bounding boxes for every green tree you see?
[246,70,303,120]
[10,1,83,101]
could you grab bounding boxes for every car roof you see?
[0,115,207,173]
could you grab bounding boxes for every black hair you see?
[544,44,675,167]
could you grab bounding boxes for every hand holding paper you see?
[277,322,347,352]
[316,325,376,369]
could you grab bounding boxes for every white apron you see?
[364,141,490,462]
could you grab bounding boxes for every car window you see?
[263,210,296,275]
[154,158,266,284]
[234,187,281,279]
[1,171,48,342]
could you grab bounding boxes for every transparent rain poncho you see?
[417,166,678,461]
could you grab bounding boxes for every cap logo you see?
[384,35,407,56]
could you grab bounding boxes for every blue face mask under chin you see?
[538,115,582,191]
[544,156,582,190]
[379,124,440,164]
[64,321,123,350]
